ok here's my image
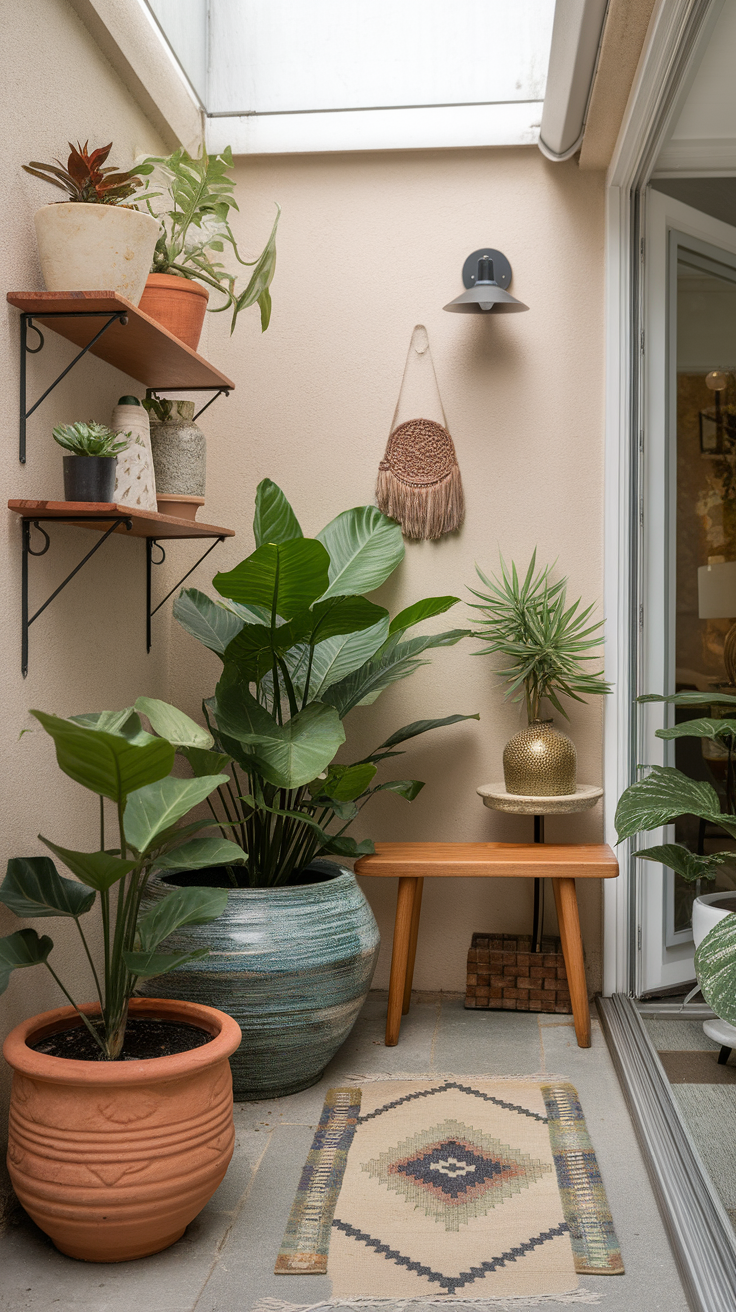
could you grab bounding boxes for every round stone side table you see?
[476,783,603,952]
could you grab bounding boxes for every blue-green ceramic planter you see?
[139,860,380,1100]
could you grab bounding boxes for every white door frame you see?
[602,0,722,995]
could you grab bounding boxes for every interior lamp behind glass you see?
[698,558,736,684]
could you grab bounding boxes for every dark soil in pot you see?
[161,863,341,889]
[31,1017,213,1061]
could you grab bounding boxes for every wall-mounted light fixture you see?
[443,249,529,315]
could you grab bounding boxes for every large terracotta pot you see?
[34,204,159,305]
[139,860,380,1101]
[139,273,209,350]
[4,997,241,1263]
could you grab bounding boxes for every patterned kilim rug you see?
[275,1079,622,1302]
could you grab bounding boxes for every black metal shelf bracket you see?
[21,516,133,676]
[19,311,129,463]
[146,535,226,652]
[146,387,231,422]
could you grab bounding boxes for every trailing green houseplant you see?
[171,479,478,887]
[138,145,279,334]
[0,697,247,1060]
[468,551,611,794]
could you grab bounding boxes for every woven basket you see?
[465,933,572,1013]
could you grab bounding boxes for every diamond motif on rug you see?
[363,1117,551,1231]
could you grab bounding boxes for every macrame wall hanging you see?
[377,324,465,540]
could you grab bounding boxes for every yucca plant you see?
[23,141,146,205]
[138,145,279,333]
[469,551,611,722]
[52,421,130,458]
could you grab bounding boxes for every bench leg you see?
[403,877,424,1015]
[552,876,590,1048]
[386,877,418,1046]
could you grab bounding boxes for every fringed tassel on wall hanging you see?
[376,324,464,540]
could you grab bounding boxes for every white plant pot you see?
[692,890,736,1049]
[34,204,160,305]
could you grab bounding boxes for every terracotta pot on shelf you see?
[4,996,241,1263]
[156,493,205,521]
[139,274,209,350]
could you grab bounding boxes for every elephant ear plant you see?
[616,689,736,1007]
[0,699,247,1059]
[172,479,478,886]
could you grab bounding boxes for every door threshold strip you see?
[597,994,736,1312]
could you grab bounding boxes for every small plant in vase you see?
[469,552,611,796]
[53,421,130,503]
[22,140,159,302]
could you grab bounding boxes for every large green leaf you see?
[123,947,209,979]
[635,844,734,883]
[181,746,233,777]
[123,775,230,854]
[32,711,174,803]
[317,506,404,599]
[371,713,480,754]
[310,762,377,801]
[134,697,213,750]
[71,708,141,736]
[372,778,425,801]
[214,681,345,787]
[213,540,329,618]
[298,619,390,699]
[253,479,303,547]
[155,836,247,871]
[0,929,53,994]
[0,857,95,918]
[656,718,736,741]
[640,691,736,708]
[614,766,731,841]
[323,630,469,717]
[173,588,244,657]
[389,596,460,635]
[695,914,736,1025]
[36,841,136,892]
[137,886,229,951]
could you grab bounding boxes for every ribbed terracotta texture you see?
[503,720,577,796]
[139,862,381,1100]
[3,997,241,1263]
[139,273,209,349]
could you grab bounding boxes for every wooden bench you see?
[354,842,618,1050]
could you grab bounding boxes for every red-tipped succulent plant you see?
[23,141,147,205]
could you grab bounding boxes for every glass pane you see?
[674,250,736,932]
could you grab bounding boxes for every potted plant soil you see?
[138,479,478,1100]
[53,421,130,502]
[23,141,159,304]
[468,551,611,795]
[0,698,247,1262]
[136,145,279,349]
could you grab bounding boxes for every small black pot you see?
[63,456,117,503]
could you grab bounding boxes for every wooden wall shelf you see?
[7,291,235,462]
[9,501,235,676]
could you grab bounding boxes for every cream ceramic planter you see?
[34,204,160,305]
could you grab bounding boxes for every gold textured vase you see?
[503,719,577,796]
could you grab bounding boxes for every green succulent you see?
[52,421,130,458]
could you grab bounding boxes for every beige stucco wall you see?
[174,146,607,996]
[0,0,178,1208]
[0,0,606,1212]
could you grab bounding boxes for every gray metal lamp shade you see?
[444,254,529,314]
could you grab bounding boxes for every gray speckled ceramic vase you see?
[138,860,380,1101]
